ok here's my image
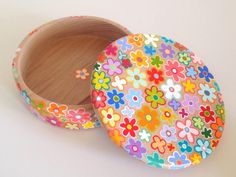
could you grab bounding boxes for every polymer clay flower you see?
[91,90,107,108]
[159,43,175,59]
[100,107,120,127]
[178,140,192,153]
[198,83,216,103]
[102,58,122,76]
[215,104,225,120]
[130,50,148,67]
[121,59,132,68]
[168,99,181,111]
[144,45,157,56]
[126,68,147,88]
[31,100,47,115]
[121,106,134,118]
[65,123,79,130]
[144,34,159,47]
[128,34,144,47]
[181,94,199,114]
[45,116,63,127]
[82,121,95,129]
[117,37,132,52]
[160,107,177,125]
[22,90,31,104]
[210,117,224,138]
[182,79,196,93]
[120,118,139,137]
[117,50,128,60]
[125,138,146,159]
[105,44,118,56]
[111,76,126,90]
[92,71,111,90]
[161,79,182,100]
[145,86,165,109]
[199,105,215,123]
[136,105,161,132]
[151,55,164,68]
[165,61,185,81]
[147,68,164,85]
[176,119,199,143]
[192,116,204,130]
[67,108,91,124]
[151,135,167,154]
[189,153,202,165]
[75,68,89,80]
[138,129,151,142]
[160,125,177,143]
[191,53,203,65]
[198,66,214,82]
[146,152,164,168]
[178,51,192,66]
[125,88,144,108]
[168,151,191,169]
[108,129,125,146]
[194,138,212,159]
[107,89,125,109]
[48,103,67,117]
[186,66,197,79]
[201,128,212,138]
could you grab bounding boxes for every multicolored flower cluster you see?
[91,34,225,169]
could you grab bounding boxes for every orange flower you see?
[48,103,67,117]
[151,135,166,154]
[210,116,224,139]
[98,52,106,63]
[128,34,144,47]
[75,68,89,80]
[108,129,125,146]
[136,105,161,132]
[160,107,176,124]
[130,50,148,67]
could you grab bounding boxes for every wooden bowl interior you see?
[20,18,129,105]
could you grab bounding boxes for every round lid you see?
[90,34,225,169]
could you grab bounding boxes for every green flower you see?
[192,116,204,130]
[94,62,101,70]
[145,86,165,108]
[151,55,163,68]
[146,152,164,168]
[178,51,192,66]
[201,128,212,138]
[215,104,225,121]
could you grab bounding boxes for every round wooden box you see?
[12,16,131,130]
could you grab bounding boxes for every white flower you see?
[111,76,127,90]
[161,79,182,100]
[138,129,151,142]
[126,68,147,88]
[121,106,134,118]
[198,83,216,103]
[191,53,202,65]
[143,34,159,47]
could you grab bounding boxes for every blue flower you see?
[107,89,125,109]
[125,89,144,108]
[117,50,128,60]
[168,151,191,169]
[117,38,132,52]
[161,36,174,43]
[144,45,157,56]
[194,138,212,159]
[168,99,181,111]
[22,90,31,104]
[198,66,214,82]
[160,125,177,143]
[178,140,192,153]
[186,66,197,79]
[146,152,164,168]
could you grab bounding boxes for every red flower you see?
[120,118,138,137]
[92,90,107,108]
[199,105,215,123]
[174,42,187,51]
[106,44,118,56]
[165,60,185,81]
[147,68,164,85]
[121,59,132,68]
[210,116,224,138]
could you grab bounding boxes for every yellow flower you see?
[130,50,148,67]
[65,123,79,130]
[160,107,176,124]
[190,153,202,165]
[182,79,196,93]
[92,71,110,90]
[100,107,120,127]
[82,121,95,129]
[108,129,125,146]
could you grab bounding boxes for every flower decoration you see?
[126,68,147,88]
[111,76,126,90]
[105,44,118,56]
[102,58,122,76]
[160,107,177,125]
[91,90,107,108]
[100,107,120,127]
[178,140,192,153]
[108,129,125,146]
[67,108,91,124]
[125,138,146,159]
[125,88,144,108]
[92,71,111,90]
[146,152,164,168]
[192,116,204,130]
[198,83,216,103]
[186,66,197,79]
[147,68,164,85]
[117,38,132,52]
[160,125,177,143]
[151,135,167,154]
[138,129,151,142]
[128,34,144,47]
[182,79,196,93]
[199,105,215,123]
[210,117,224,138]
[120,118,139,137]
[144,34,159,47]
[48,103,67,117]
[75,68,89,80]
[165,61,185,81]
[198,66,214,82]
[144,45,157,56]
[194,138,212,159]
[159,43,175,59]
[107,89,125,109]
[46,116,63,127]
[178,52,192,66]
[168,151,191,169]
[130,50,148,67]
[161,79,182,100]
[145,86,165,108]
[215,104,225,120]
[151,55,164,68]
[181,94,199,114]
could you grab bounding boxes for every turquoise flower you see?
[178,140,192,153]
[22,90,31,104]
[146,152,164,168]
[194,138,212,159]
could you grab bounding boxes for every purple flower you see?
[102,58,122,76]
[160,125,177,143]
[168,99,181,111]
[125,138,146,159]
[159,43,175,59]
[182,94,199,114]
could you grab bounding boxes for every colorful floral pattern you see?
[91,34,225,169]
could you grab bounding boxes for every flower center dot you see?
[134,75,140,80]
[154,73,159,79]
[107,114,112,119]
[127,124,132,130]
[145,114,152,121]
[172,68,177,74]
[98,79,104,84]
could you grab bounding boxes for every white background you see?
[0,0,235,177]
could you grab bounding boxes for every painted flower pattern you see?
[90,34,225,169]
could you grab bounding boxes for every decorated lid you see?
[90,34,225,169]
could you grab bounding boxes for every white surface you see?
[0,0,235,177]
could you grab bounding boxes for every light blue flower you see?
[117,37,132,52]
[125,89,144,108]
[146,152,164,168]
[22,90,31,104]
[121,106,134,118]
[186,66,197,79]
[160,125,177,143]
[194,138,212,159]
[168,151,191,169]
[144,45,157,56]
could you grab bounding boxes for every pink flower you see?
[67,108,91,124]
[102,58,122,76]
[176,119,199,143]
[46,116,63,127]
[190,53,202,65]
[165,60,185,81]
[181,94,199,114]
[105,44,118,56]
